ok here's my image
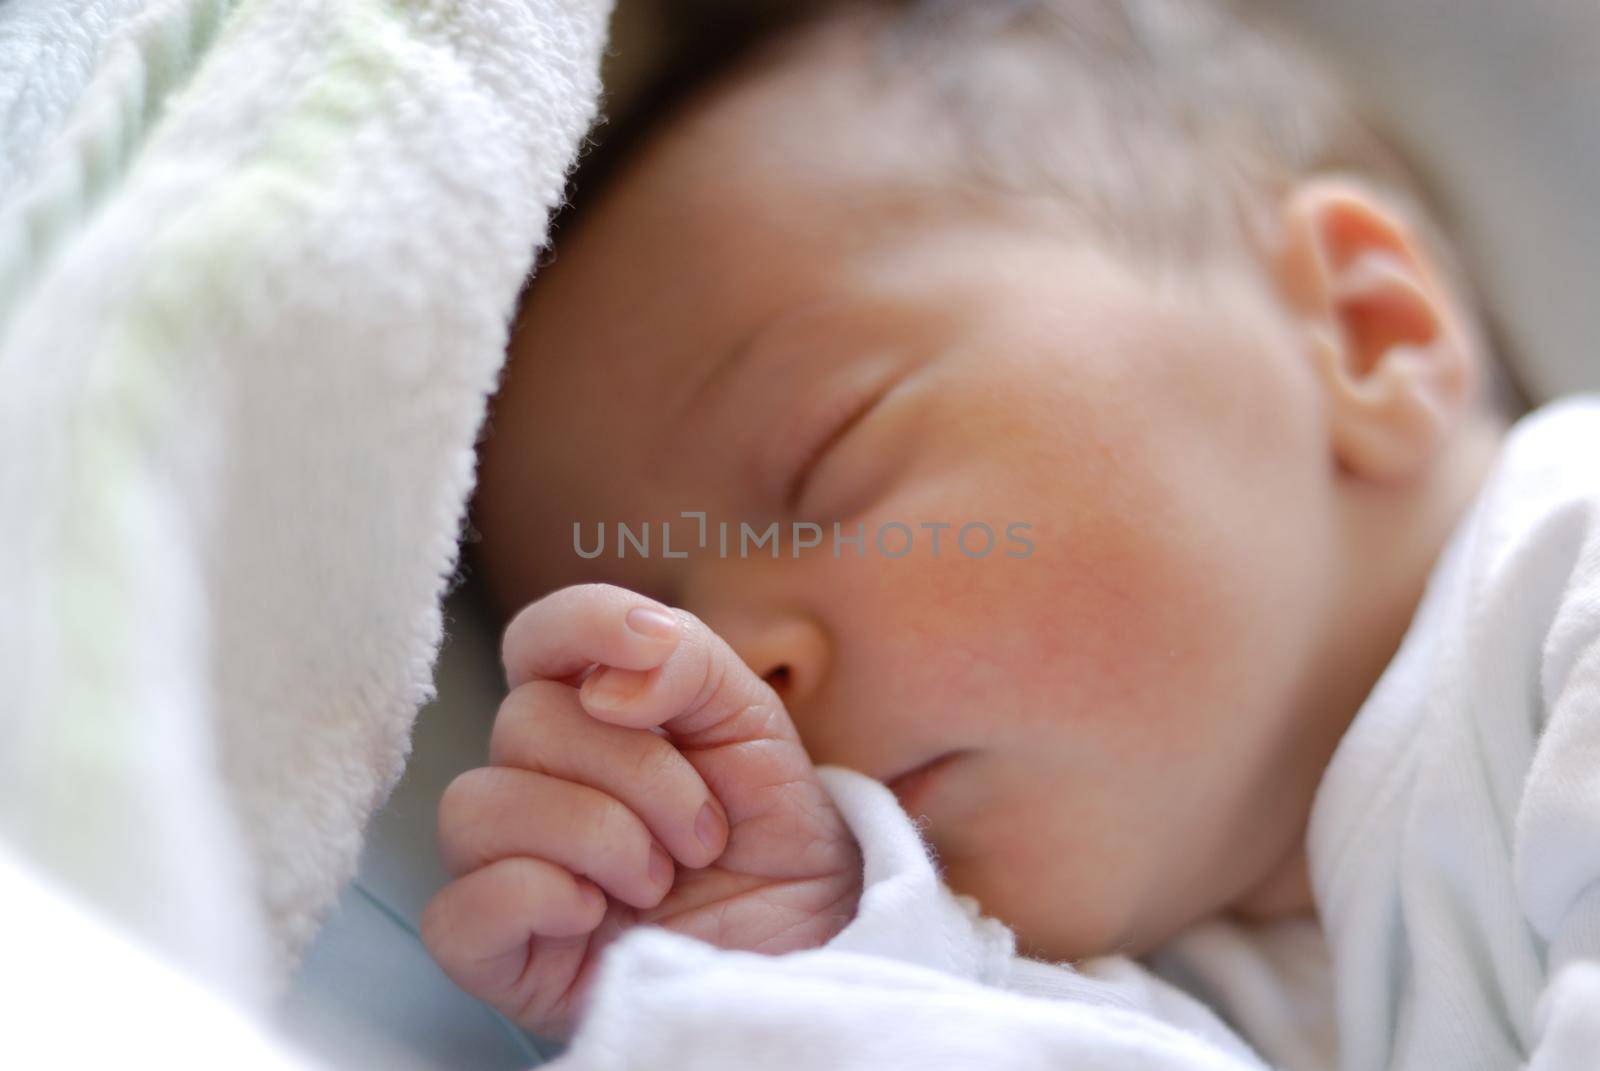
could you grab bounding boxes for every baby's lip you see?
[885,751,966,810]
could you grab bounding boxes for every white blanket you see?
[0,0,609,1015]
[553,766,1281,1071]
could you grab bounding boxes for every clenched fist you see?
[420,583,864,1042]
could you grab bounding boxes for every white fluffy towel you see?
[0,0,610,1014]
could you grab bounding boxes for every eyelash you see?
[783,381,894,513]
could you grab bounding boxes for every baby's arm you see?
[420,583,863,1042]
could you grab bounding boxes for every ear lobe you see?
[1275,178,1474,484]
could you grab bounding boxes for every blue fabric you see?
[280,880,566,1069]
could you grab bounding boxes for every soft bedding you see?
[0,0,608,1021]
[4,1,1600,1069]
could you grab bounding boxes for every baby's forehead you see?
[599,12,964,229]
[518,52,975,400]
[497,8,1115,592]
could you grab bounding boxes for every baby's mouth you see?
[885,750,966,813]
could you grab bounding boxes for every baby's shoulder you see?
[1459,395,1600,634]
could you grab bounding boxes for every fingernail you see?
[695,801,725,854]
[648,843,674,888]
[625,606,680,641]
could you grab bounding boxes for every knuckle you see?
[490,680,568,768]
[689,640,727,713]
[502,583,618,659]
[628,736,685,791]
[583,794,646,872]
[506,678,570,715]
[504,857,551,908]
[417,897,455,963]
[556,581,625,610]
[438,768,493,838]
[500,600,545,661]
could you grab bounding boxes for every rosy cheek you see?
[913,505,1207,753]
[819,430,1205,742]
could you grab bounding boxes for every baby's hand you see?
[420,583,864,1042]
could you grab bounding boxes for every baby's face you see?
[479,33,1347,959]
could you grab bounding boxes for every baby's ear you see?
[1273,177,1476,484]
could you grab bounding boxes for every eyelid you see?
[783,377,897,514]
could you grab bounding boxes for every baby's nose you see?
[716,613,830,714]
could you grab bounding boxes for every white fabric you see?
[1308,394,1600,1070]
[553,766,1273,1071]
[0,0,609,1018]
[0,0,150,203]
[1150,916,1339,1071]
[278,591,561,1070]
[0,841,318,1069]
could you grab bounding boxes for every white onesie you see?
[1305,394,1600,1069]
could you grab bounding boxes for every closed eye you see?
[783,379,896,514]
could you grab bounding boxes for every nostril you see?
[764,664,792,694]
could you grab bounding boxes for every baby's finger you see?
[438,766,676,910]
[502,583,683,689]
[575,609,838,878]
[489,680,728,869]
[578,607,800,750]
[419,856,605,1002]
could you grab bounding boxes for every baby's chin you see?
[938,854,1159,962]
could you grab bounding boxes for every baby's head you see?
[475,0,1517,960]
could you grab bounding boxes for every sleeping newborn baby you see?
[422,0,1600,1064]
